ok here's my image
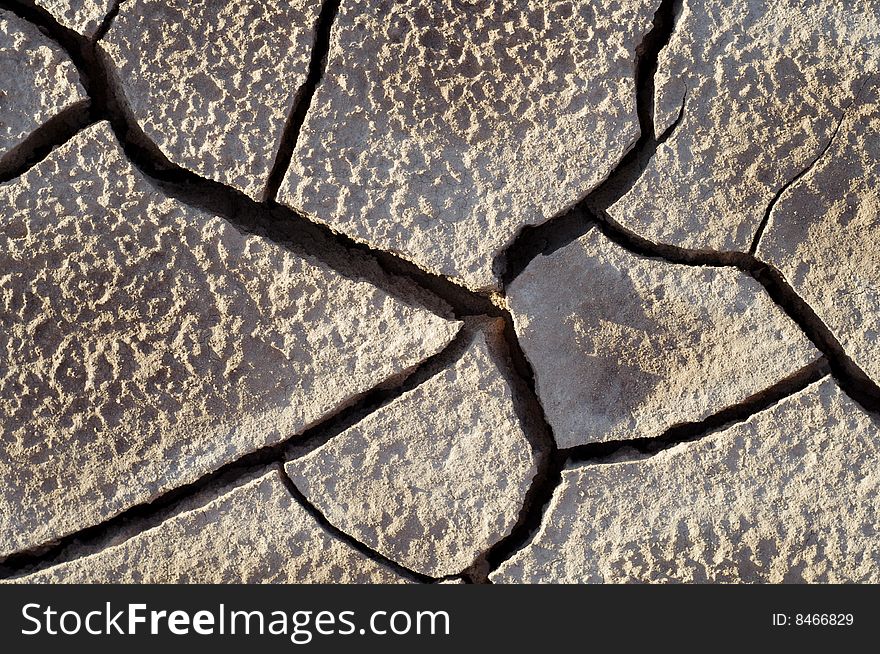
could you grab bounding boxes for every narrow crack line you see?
[278,467,435,584]
[92,0,122,42]
[0,100,94,183]
[562,357,831,466]
[592,210,748,268]
[0,329,472,579]
[657,89,686,144]
[283,323,476,462]
[499,0,681,285]
[263,0,340,202]
[748,78,868,256]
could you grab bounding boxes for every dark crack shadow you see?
[92,0,122,42]
[0,0,533,582]
[0,329,470,579]
[278,467,434,584]
[498,0,683,284]
[263,0,340,202]
[0,100,93,183]
[458,318,557,584]
[563,357,831,465]
[0,0,500,323]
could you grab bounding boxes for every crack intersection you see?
[1,0,878,585]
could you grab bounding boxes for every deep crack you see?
[263,0,340,202]
[0,0,498,323]
[0,100,93,183]
[0,328,471,578]
[499,0,682,284]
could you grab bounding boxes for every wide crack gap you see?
[277,467,434,584]
[499,0,682,285]
[493,0,880,430]
[263,0,340,202]
[1,1,96,92]
[481,0,880,576]
[0,330,471,579]
[0,100,93,183]
[281,317,560,585]
[748,77,869,255]
[750,263,880,414]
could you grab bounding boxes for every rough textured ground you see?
[34,0,115,37]
[0,121,458,558]
[757,75,880,387]
[101,0,322,199]
[0,9,86,172]
[492,378,880,583]
[609,0,880,251]
[281,0,660,290]
[1,0,878,584]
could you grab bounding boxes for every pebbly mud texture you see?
[1,0,878,583]
[0,8,87,177]
[280,0,662,290]
[33,0,117,38]
[100,0,323,199]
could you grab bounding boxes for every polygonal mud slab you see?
[100,0,321,199]
[13,470,412,583]
[491,377,880,583]
[0,121,460,558]
[0,9,87,171]
[757,75,880,387]
[508,228,819,447]
[609,0,880,251]
[286,324,539,577]
[35,0,116,38]
[281,0,662,290]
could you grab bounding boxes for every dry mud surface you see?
[1,0,878,584]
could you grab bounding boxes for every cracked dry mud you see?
[1,0,878,584]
